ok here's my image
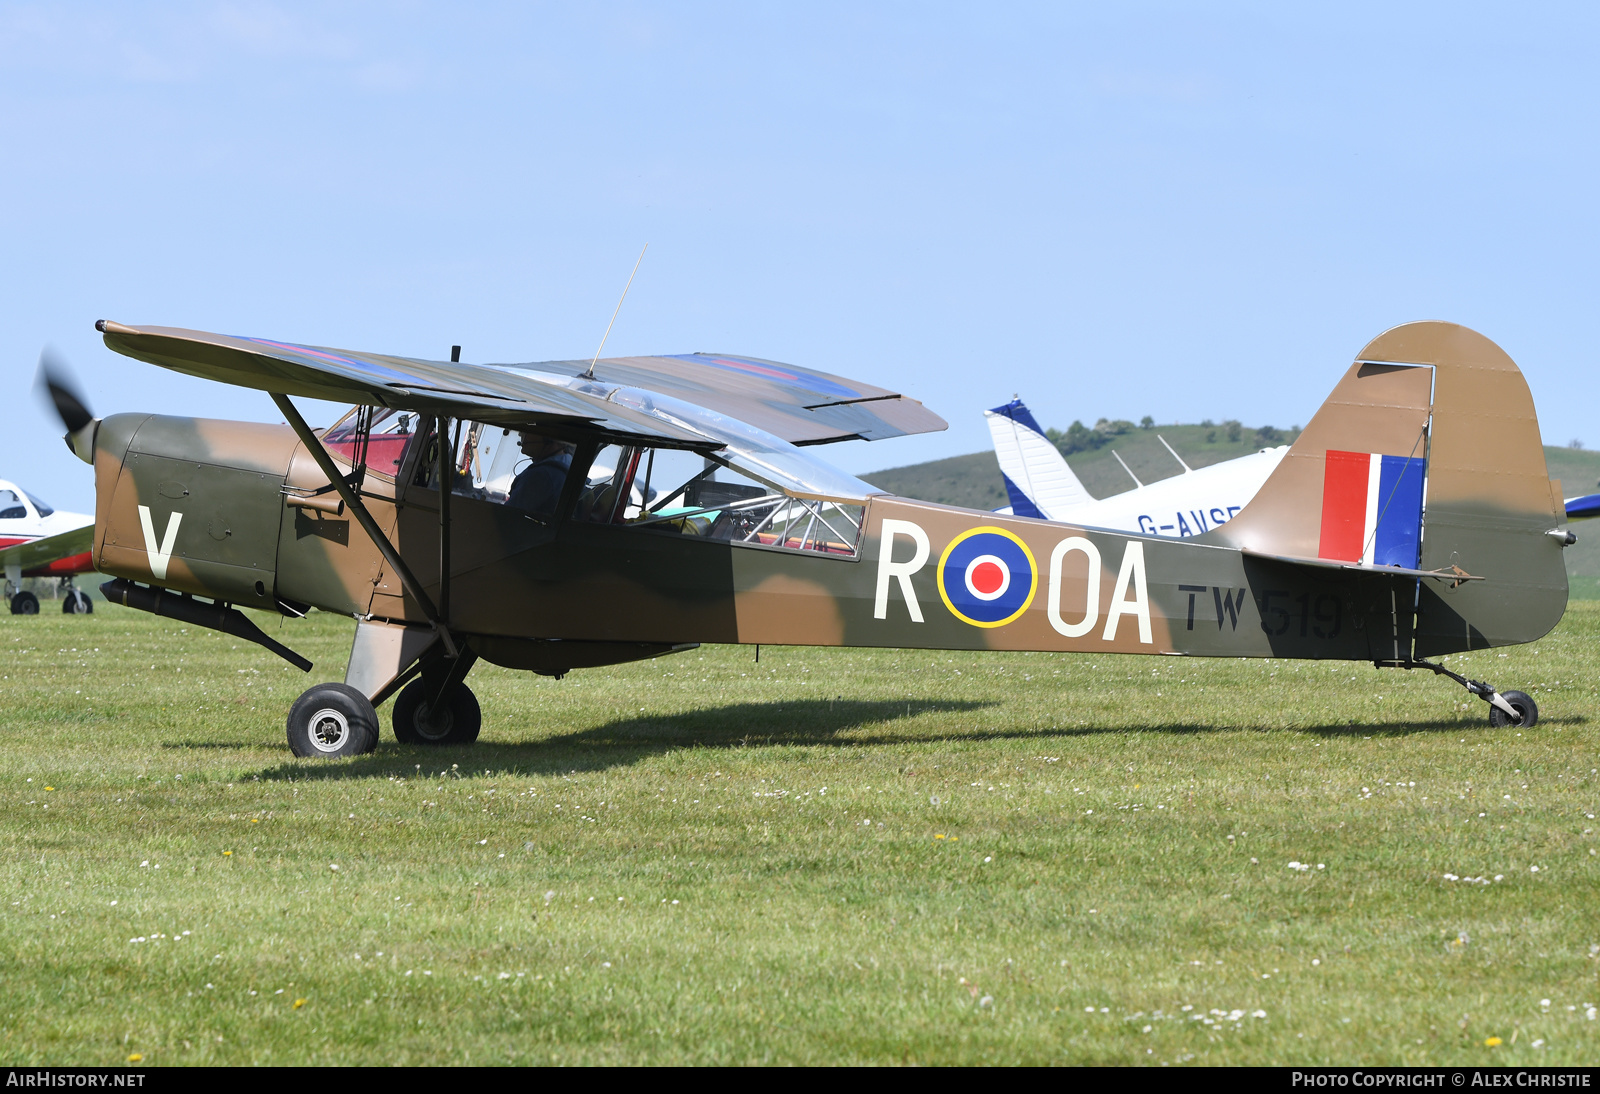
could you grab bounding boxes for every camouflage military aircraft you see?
[44,320,1573,758]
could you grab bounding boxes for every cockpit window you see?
[577,445,864,556]
[322,408,419,480]
[370,416,864,555]
[436,423,575,519]
[23,491,52,517]
[0,489,24,520]
[576,444,645,524]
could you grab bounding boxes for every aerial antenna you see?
[1110,449,1144,488]
[582,243,648,380]
[1156,434,1193,473]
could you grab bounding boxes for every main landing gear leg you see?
[393,648,481,747]
[61,578,92,614]
[1401,658,1538,728]
[4,565,35,615]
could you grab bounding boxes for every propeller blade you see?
[37,348,94,434]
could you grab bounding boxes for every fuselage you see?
[86,408,1568,676]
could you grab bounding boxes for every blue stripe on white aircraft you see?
[983,399,1285,537]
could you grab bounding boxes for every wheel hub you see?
[415,701,454,741]
[308,707,351,752]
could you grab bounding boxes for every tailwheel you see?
[63,588,92,614]
[287,683,380,758]
[1488,690,1538,729]
[10,591,38,615]
[393,679,481,746]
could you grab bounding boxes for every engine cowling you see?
[93,413,299,610]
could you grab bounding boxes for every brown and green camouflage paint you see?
[86,322,1570,678]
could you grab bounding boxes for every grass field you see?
[3,603,1599,1065]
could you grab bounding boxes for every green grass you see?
[3,605,1599,1065]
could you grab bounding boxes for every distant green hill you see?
[864,428,1600,599]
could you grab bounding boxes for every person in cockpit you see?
[506,432,575,516]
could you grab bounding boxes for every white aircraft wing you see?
[0,524,93,572]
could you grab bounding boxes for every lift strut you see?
[272,393,459,658]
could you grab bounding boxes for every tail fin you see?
[984,399,1096,520]
[1208,322,1567,652]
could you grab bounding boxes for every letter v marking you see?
[138,505,182,581]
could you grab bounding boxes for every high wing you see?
[97,322,940,504]
[0,524,93,573]
[96,322,945,447]
[506,352,944,445]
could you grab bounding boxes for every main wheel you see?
[286,683,380,758]
[393,679,482,746]
[62,589,92,614]
[10,592,38,615]
[1488,690,1538,728]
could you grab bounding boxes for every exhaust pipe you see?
[101,578,313,673]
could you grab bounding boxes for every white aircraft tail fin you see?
[984,399,1096,520]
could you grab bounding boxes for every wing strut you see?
[272,393,458,657]
[436,414,454,626]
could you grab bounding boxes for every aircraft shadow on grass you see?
[1297,713,1588,739]
[245,697,997,781]
[235,702,1585,782]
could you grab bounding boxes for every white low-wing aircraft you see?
[984,399,1286,536]
[987,399,1600,532]
[0,479,96,613]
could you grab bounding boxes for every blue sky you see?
[4,2,1598,512]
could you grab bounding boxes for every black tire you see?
[393,679,482,746]
[10,592,38,615]
[62,589,92,614]
[286,683,380,758]
[1488,690,1538,729]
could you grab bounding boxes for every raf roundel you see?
[937,527,1039,628]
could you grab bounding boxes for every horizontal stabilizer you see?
[1240,548,1485,583]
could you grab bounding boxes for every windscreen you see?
[322,408,421,479]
